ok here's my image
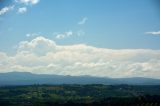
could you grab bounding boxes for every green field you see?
[0,84,160,106]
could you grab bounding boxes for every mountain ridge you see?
[0,72,160,86]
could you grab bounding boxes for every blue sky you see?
[0,0,160,53]
[0,0,160,78]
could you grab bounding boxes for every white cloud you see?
[16,0,39,5]
[17,36,56,55]
[0,0,39,16]
[78,17,88,25]
[55,30,85,39]
[26,32,41,37]
[56,31,73,39]
[17,7,27,14]
[0,36,160,78]
[14,0,40,14]
[56,34,66,39]
[146,31,160,36]
[0,5,14,16]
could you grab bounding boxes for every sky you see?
[0,0,160,78]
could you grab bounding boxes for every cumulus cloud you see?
[0,5,14,15]
[17,7,27,14]
[146,31,160,36]
[0,36,160,78]
[78,17,88,25]
[17,36,56,55]
[56,31,73,39]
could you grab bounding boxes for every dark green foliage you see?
[0,84,160,106]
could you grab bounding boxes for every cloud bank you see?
[0,36,160,78]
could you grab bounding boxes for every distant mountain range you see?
[0,72,160,86]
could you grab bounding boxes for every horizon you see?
[0,0,160,78]
[1,71,160,79]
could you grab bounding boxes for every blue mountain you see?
[0,72,160,86]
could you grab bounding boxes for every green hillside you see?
[0,84,160,106]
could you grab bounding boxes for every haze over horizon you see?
[0,0,160,78]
